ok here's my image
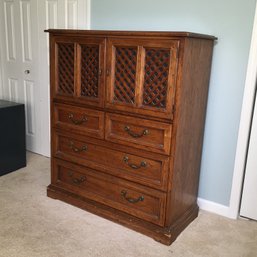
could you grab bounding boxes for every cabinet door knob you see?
[24,70,30,74]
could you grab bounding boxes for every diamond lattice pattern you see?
[58,43,74,95]
[81,45,99,98]
[143,48,170,108]
[114,47,137,104]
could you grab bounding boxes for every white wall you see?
[91,0,257,206]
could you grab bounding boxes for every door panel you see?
[24,80,36,135]
[112,46,138,105]
[8,78,18,102]
[4,1,16,61]
[37,0,90,155]
[52,37,105,107]
[1,0,41,153]
[106,38,179,120]
[0,0,90,156]
[106,39,141,109]
[20,1,32,62]
[142,48,171,109]
[80,44,100,98]
[77,38,106,107]
[57,41,76,96]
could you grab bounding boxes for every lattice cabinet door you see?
[77,38,105,107]
[52,37,105,107]
[106,39,180,120]
[54,39,76,98]
[106,39,140,108]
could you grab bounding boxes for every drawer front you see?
[105,113,172,155]
[53,132,169,190]
[53,103,104,139]
[53,159,166,226]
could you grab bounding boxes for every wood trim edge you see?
[47,184,198,245]
[229,1,257,219]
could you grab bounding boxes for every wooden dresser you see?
[46,29,216,245]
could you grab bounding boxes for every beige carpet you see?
[1,152,257,257]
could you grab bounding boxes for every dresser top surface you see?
[45,29,217,40]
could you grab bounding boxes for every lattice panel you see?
[114,47,137,104]
[143,48,170,108]
[81,45,99,98]
[57,43,75,95]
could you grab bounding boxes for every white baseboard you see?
[197,198,235,219]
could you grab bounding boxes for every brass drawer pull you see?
[68,113,87,125]
[68,171,86,185]
[69,141,87,153]
[123,156,147,169]
[124,126,149,138]
[121,190,144,203]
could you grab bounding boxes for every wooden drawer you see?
[52,158,166,226]
[53,103,104,139]
[53,132,169,190]
[105,113,172,155]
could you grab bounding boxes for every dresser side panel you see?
[165,37,214,226]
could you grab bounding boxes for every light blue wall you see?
[91,0,256,206]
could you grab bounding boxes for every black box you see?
[0,100,26,176]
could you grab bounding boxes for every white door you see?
[0,0,41,153]
[0,0,90,157]
[37,0,90,156]
[240,93,257,220]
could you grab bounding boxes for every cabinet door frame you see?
[52,36,77,102]
[105,37,180,119]
[76,37,106,107]
[51,35,106,107]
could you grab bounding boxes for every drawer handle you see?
[69,141,87,153]
[124,126,149,138]
[121,190,144,204]
[123,156,147,169]
[68,171,86,185]
[68,113,87,125]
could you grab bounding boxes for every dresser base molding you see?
[47,184,199,245]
